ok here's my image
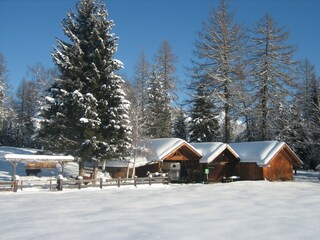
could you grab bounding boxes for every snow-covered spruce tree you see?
[153,41,178,137]
[296,59,320,169]
[146,67,171,138]
[191,0,246,143]
[276,102,309,166]
[173,106,187,141]
[306,73,320,169]
[38,0,131,174]
[249,14,297,141]
[188,76,220,142]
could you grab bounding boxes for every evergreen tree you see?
[173,106,187,140]
[146,67,171,138]
[1,96,17,146]
[296,59,320,169]
[38,0,131,172]
[188,77,220,142]
[152,41,178,137]
[191,0,246,143]
[249,14,297,140]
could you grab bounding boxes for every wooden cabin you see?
[106,139,303,183]
[106,138,202,182]
[191,142,240,182]
[229,141,303,181]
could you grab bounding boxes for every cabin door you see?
[209,164,226,181]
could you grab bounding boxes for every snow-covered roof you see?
[190,142,239,163]
[5,154,74,163]
[229,141,302,166]
[107,138,201,168]
[144,138,200,162]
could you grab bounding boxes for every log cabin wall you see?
[135,163,159,177]
[183,159,202,183]
[162,144,202,183]
[206,163,236,182]
[236,163,263,180]
[205,149,239,182]
[107,167,129,178]
[107,163,160,178]
[264,150,293,181]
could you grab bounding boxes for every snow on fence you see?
[58,176,169,190]
[0,181,16,192]
[1,176,169,192]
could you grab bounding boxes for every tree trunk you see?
[92,161,99,180]
[102,159,106,173]
[78,160,85,176]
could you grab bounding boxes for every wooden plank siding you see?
[236,163,263,180]
[25,162,57,169]
[264,150,294,181]
[204,149,240,182]
[135,163,159,177]
[107,167,129,178]
[107,163,160,178]
[236,148,296,181]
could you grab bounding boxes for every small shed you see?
[229,141,303,181]
[4,154,75,177]
[191,142,240,182]
[106,138,202,182]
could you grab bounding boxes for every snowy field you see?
[0,146,320,240]
[0,174,319,240]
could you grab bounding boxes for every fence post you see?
[13,175,19,192]
[100,178,103,189]
[57,174,63,191]
[149,176,152,186]
[117,177,121,188]
[77,176,83,190]
[20,180,23,191]
[134,178,137,187]
[50,179,52,191]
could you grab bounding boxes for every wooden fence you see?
[0,176,169,192]
[0,181,16,192]
[0,180,21,192]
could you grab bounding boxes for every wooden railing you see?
[0,176,169,192]
[0,180,21,192]
[0,181,15,192]
[62,176,169,190]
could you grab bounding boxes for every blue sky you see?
[1,0,320,93]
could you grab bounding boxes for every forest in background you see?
[0,0,319,169]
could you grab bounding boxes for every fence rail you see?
[0,180,19,192]
[62,176,169,190]
[0,181,14,192]
[0,176,169,192]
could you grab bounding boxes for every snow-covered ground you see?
[0,146,319,240]
[0,178,319,240]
